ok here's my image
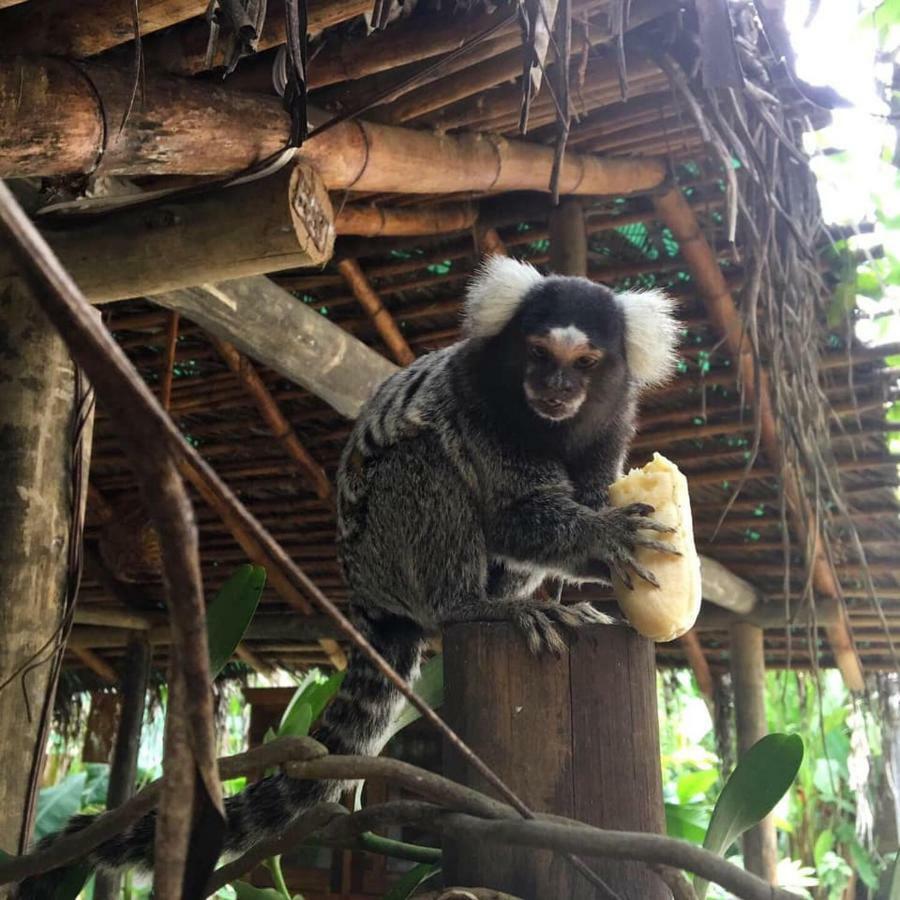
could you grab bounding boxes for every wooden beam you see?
[694,597,841,631]
[136,0,373,75]
[152,276,397,419]
[443,622,667,898]
[0,0,206,57]
[699,556,758,615]
[336,202,477,237]
[337,259,416,366]
[730,623,778,882]
[653,187,864,691]
[4,163,334,302]
[72,647,119,684]
[210,336,334,503]
[0,58,668,195]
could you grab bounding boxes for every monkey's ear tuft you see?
[463,255,543,338]
[617,289,681,389]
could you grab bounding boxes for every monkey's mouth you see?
[527,394,584,422]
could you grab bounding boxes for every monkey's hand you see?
[591,502,679,589]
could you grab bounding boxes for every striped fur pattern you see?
[18,260,678,896]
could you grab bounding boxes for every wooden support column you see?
[0,279,93,857]
[443,623,667,900]
[94,636,151,900]
[549,198,588,276]
[337,259,415,366]
[729,622,778,883]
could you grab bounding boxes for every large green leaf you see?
[383,655,444,743]
[665,803,708,844]
[382,863,440,900]
[230,881,291,900]
[34,772,86,842]
[278,669,346,737]
[695,733,803,900]
[207,565,267,679]
[675,769,718,805]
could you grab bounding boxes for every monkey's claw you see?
[511,601,615,656]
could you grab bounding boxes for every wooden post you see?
[0,279,93,857]
[729,622,778,882]
[94,636,151,900]
[549,198,588,276]
[442,622,667,900]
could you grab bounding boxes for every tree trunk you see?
[0,279,93,862]
[442,622,667,900]
[730,622,778,883]
[549,197,587,276]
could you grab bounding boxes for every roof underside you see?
[4,0,895,684]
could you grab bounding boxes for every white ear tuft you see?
[617,289,681,389]
[462,255,543,338]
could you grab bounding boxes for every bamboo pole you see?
[0,58,669,195]
[653,187,865,692]
[336,202,477,237]
[338,259,416,366]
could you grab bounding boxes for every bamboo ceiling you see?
[2,0,897,685]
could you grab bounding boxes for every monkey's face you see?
[515,280,628,424]
[523,327,605,421]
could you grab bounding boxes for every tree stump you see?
[442,621,668,900]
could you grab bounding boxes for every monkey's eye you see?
[528,345,549,361]
[574,355,600,370]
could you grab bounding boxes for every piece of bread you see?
[607,453,701,642]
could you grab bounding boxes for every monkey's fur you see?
[17,257,679,898]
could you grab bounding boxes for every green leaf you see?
[665,803,708,844]
[676,769,718,804]
[383,655,444,743]
[277,669,345,738]
[278,702,312,739]
[207,565,267,679]
[381,863,440,900]
[849,838,880,889]
[813,829,834,868]
[695,733,803,900]
[35,772,87,841]
[887,852,900,899]
[230,881,288,900]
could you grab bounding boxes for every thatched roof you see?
[3,0,895,687]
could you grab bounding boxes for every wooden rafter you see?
[337,259,416,366]
[210,336,334,505]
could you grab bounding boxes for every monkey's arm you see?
[487,489,673,586]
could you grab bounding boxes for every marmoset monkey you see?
[18,256,680,898]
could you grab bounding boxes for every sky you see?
[784,0,900,341]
